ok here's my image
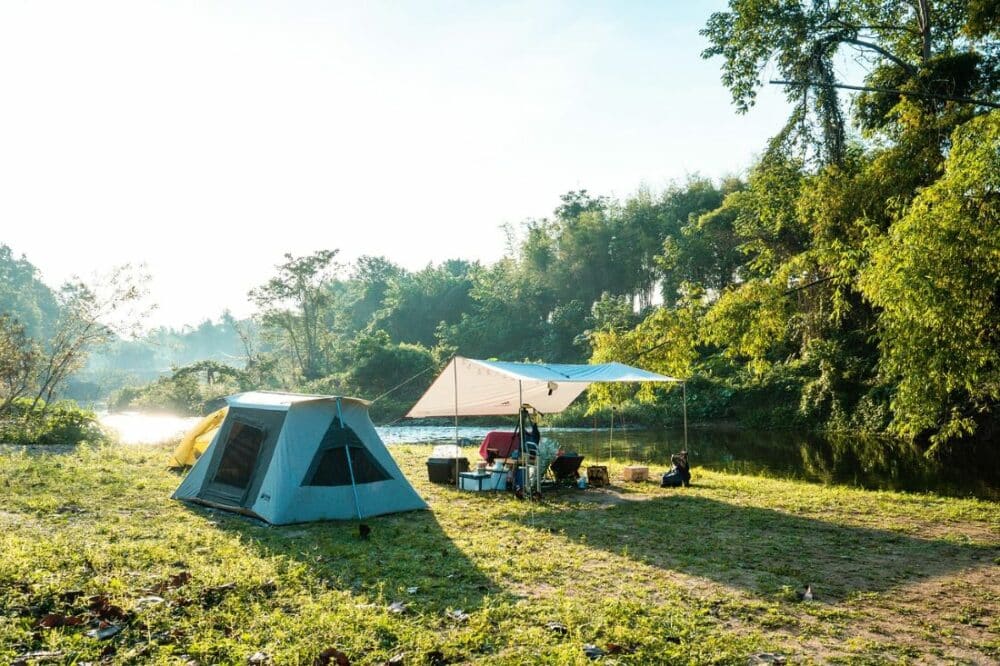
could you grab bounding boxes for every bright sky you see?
[0,1,791,329]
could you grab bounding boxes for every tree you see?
[27,265,151,413]
[588,286,703,410]
[702,0,1000,163]
[0,315,38,415]
[250,250,340,382]
[0,244,59,339]
[374,260,475,348]
[860,110,1000,445]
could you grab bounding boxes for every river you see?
[100,413,998,500]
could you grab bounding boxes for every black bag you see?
[661,469,685,487]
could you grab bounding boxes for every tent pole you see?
[609,405,614,461]
[518,381,524,499]
[337,398,363,520]
[453,358,459,489]
[682,381,688,452]
[535,407,541,496]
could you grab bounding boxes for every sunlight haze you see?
[0,1,789,329]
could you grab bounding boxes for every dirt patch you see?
[558,487,655,506]
[763,563,1000,663]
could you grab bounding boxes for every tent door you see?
[198,409,285,508]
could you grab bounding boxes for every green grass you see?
[0,443,997,664]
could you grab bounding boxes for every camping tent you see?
[173,391,427,524]
[407,357,684,491]
[169,407,228,467]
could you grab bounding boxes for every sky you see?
[0,1,793,329]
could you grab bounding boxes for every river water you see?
[100,413,998,500]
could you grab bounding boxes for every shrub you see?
[0,399,107,446]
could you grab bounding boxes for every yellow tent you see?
[169,407,227,467]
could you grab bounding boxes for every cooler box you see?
[490,469,508,491]
[427,457,469,484]
[459,471,491,491]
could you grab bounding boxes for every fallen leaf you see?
[88,595,128,621]
[135,595,165,609]
[169,571,192,588]
[387,601,408,614]
[36,613,83,628]
[247,651,271,665]
[383,654,405,665]
[200,582,237,608]
[445,609,469,623]
[86,624,122,640]
[606,643,635,655]
[314,647,350,665]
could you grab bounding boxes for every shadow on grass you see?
[180,503,503,613]
[507,494,997,601]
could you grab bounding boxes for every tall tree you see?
[702,0,1000,163]
[250,250,340,382]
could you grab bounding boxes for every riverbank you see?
[1,442,997,664]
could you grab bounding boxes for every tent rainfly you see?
[173,391,427,524]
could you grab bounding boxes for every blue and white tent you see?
[174,391,427,524]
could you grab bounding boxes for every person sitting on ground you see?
[661,450,691,488]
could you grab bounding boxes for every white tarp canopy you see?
[406,356,680,418]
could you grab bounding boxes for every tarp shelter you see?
[169,407,228,467]
[173,391,427,524]
[407,357,684,490]
[407,357,681,418]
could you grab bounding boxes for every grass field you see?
[0,442,997,664]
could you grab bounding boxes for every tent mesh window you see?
[215,420,266,489]
[304,420,392,486]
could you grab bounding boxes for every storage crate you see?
[587,465,609,487]
[459,471,491,491]
[427,457,469,484]
[622,465,649,482]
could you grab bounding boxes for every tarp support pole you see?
[453,358,460,489]
[338,398,363,520]
[682,381,688,451]
[609,406,614,460]
[518,380,524,499]
[535,406,541,495]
